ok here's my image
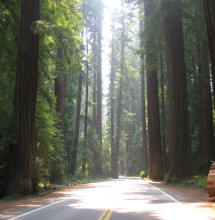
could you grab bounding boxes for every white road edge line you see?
[145,181,182,204]
[9,197,71,220]
[9,180,181,220]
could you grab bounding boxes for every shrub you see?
[193,175,207,190]
[164,175,186,185]
[140,170,147,179]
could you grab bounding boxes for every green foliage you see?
[31,0,84,187]
[36,184,65,195]
[34,90,65,186]
[164,175,207,191]
[0,194,20,202]
[140,170,147,179]
[192,175,207,190]
[66,172,110,185]
[80,126,101,177]
[0,0,212,198]
[64,66,79,175]
[102,135,111,177]
[0,0,19,145]
[104,3,143,178]
[40,0,83,64]
[164,175,182,185]
[0,0,20,197]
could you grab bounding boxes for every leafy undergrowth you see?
[0,194,20,202]
[0,177,110,201]
[36,184,65,195]
[67,175,111,185]
[193,175,208,190]
[164,175,207,190]
[37,177,110,195]
[140,171,148,179]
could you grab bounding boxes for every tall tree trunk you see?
[92,34,98,177]
[51,37,66,184]
[139,0,148,172]
[114,73,123,179]
[92,32,97,129]
[55,39,66,132]
[140,71,148,172]
[144,0,164,180]
[126,126,132,176]
[202,0,215,102]
[114,1,125,179]
[70,0,85,176]
[199,40,215,173]
[198,3,215,173]
[96,22,102,152]
[94,0,103,177]
[7,0,39,195]
[162,0,192,178]
[82,0,88,174]
[110,19,116,178]
[93,31,97,130]
[160,53,167,174]
[126,90,136,176]
[82,36,89,174]
[70,72,83,175]
[130,89,135,175]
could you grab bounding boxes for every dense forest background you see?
[0,0,215,197]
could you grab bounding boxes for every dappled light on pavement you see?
[0,177,214,220]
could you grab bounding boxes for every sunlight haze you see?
[102,0,121,104]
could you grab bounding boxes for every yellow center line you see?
[98,209,109,220]
[104,209,114,220]
[98,208,114,220]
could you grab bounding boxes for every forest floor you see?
[0,179,215,219]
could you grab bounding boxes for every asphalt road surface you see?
[6,177,214,220]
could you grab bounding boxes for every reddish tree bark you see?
[202,0,215,101]
[70,73,83,175]
[162,0,192,178]
[113,2,125,179]
[198,3,215,173]
[139,0,148,172]
[94,0,103,177]
[110,19,116,178]
[7,0,40,195]
[144,0,164,180]
[51,38,66,184]
[55,40,66,132]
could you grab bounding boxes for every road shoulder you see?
[147,180,215,216]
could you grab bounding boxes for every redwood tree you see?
[110,18,116,178]
[82,42,89,174]
[198,3,215,173]
[51,37,66,184]
[7,0,40,195]
[94,0,103,177]
[144,0,164,180]
[113,1,125,179]
[162,0,192,178]
[70,72,83,175]
[139,0,148,172]
[55,37,66,133]
[202,0,215,100]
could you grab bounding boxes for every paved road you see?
[6,177,214,220]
